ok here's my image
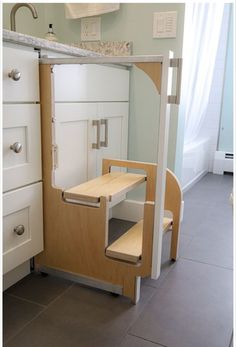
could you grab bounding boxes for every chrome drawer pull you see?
[10,142,23,153]
[14,225,25,236]
[8,69,21,81]
[92,120,101,149]
[100,119,108,148]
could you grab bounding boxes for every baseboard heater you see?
[213,151,234,174]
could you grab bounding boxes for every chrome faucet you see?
[10,3,38,31]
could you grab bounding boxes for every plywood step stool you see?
[36,158,182,303]
[37,55,183,303]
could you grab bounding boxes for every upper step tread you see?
[63,172,146,203]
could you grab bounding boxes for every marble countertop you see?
[3,29,101,57]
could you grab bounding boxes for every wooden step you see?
[106,217,173,263]
[63,171,146,203]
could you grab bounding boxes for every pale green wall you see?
[3,3,185,176]
[218,6,233,152]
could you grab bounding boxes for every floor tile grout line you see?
[127,268,175,338]
[4,282,75,346]
[180,256,233,271]
[4,293,47,309]
[122,284,158,338]
[128,333,168,347]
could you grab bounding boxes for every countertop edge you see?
[3,29,102,57]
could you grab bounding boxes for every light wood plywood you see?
[36,62,181,303]
[63,172,146,203]
[106,217,172,263]
[135,62,162,94]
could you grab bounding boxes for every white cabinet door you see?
[3,104,42,192]
[3,45,39,102]
[3,182,43,274]
[53,102,128,189]
[54,64,129,102]
[54,103,97,189]
[96,103,129,176]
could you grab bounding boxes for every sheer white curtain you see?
[182,3,224,145]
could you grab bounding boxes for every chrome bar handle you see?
[92,120,101,149]
[168,58,183,105]
[100,119,108,148]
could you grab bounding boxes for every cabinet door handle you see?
[10,142,23,153]
[14,225,25,236]
[100,119,108,148]
[168,58,183,105]
[8,69,21,81]
[92,120,101,149]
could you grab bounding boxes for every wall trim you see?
[182,170,208,193]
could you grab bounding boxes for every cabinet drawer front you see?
[3,183,43,274]
[3,45,39,102]
[54,64,129,102]
[3,104,42,192]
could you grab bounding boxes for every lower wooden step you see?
[106,217,172,263]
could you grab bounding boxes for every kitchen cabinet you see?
[52,64,129,189]
[2,43,43,288]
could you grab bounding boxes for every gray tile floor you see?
[3,173,233,347]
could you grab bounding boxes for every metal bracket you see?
[168,58,183,105]
[52,144,58,169]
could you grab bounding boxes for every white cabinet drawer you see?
[54,64,129,102]
[3,104,42,192]
[3,45,39,102]
[3,182,43,274]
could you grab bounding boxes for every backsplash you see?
[71,41,133,56]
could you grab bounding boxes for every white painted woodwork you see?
[152,51,173,279]
[3,43,43,285]
[3,183,43,274]
[3,104,42,192]
[3,261,31,291]
[54,64,129,102]
[3,45,39,102]
[54,102,128,189]
[54,103,97,189]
